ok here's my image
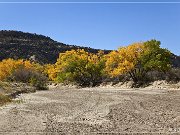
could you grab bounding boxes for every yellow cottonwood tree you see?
[44,64,57,81]
[105,43,144,81]
[105,40,171,83]
[0,59,23,80]
[0,58,42,81]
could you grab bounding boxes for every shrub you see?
[165,68,180,83]
[9,68,32,83]
[10,68,48,90]
[29,71,48,90]
[146,68,180,83]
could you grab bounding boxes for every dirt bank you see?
[0,87,180,134]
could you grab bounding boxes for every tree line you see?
[0,39,179,88]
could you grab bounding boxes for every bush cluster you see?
[147,68,180,83]
[0,59,47,90]
[10,68,48,90]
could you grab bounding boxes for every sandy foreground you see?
[0,86,180,135]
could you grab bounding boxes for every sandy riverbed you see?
[0,87,180,134]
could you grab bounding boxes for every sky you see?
[0,0,179,55]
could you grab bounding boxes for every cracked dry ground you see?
[0,88,180,135]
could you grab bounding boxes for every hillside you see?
[0,30,109,64]
[0,30,179,67]
[171,54,180,67]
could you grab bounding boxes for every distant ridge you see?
[0,30,110,64]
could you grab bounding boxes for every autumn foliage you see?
[0,59,47,89]
[105,43,144,77]
[105,40,171,84]
[45,49,105,86]
[0,59,33,81]
[0,39,173,87]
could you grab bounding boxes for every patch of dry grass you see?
[0,81,14,94]
[0,93,11,106]
[0,81,34,106]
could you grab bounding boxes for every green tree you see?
[105,40,172,84]
[141,40,171,72]
[55,49,105,86]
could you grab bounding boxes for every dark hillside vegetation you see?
[0,30,110,64]
[171,54,180,67]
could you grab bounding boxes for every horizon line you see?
[0,1,180,4]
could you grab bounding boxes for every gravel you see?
[0,87,180,134]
